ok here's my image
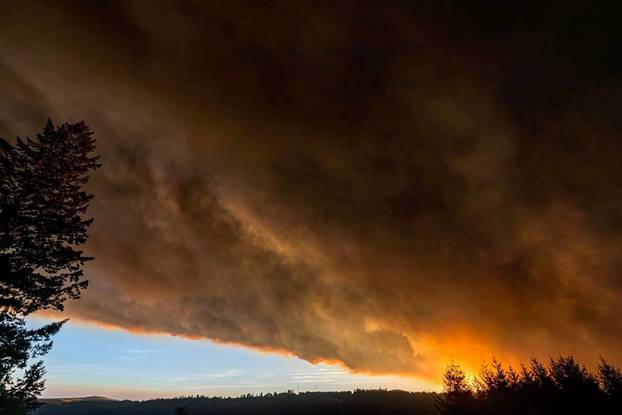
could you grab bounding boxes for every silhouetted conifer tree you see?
[0,120,100,414]
[436,363,476,415]
[599,359,622,405]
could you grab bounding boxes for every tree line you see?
[437,356,622,414]
[34,390,437,415]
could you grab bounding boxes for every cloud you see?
[1,1,622,378]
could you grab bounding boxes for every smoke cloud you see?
[1,1,621,378]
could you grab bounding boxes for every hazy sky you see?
[3,0,622,399]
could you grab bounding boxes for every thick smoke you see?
[1,1,621,378]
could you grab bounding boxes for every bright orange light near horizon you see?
[410,325,525,382]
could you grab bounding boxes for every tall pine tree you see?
[0,120,100,414]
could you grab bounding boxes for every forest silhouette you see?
[437,356,622,414]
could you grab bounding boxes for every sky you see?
[34,318,433,400]
[2,0,622,400]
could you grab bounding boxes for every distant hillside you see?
[39,396,117,405]
[33,390,437,415]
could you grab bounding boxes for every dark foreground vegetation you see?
[437,356,622,415]
[33,390,437,415]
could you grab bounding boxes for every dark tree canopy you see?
[0,120,100,414]
[0,120,100,315]
[437,356,622,415]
